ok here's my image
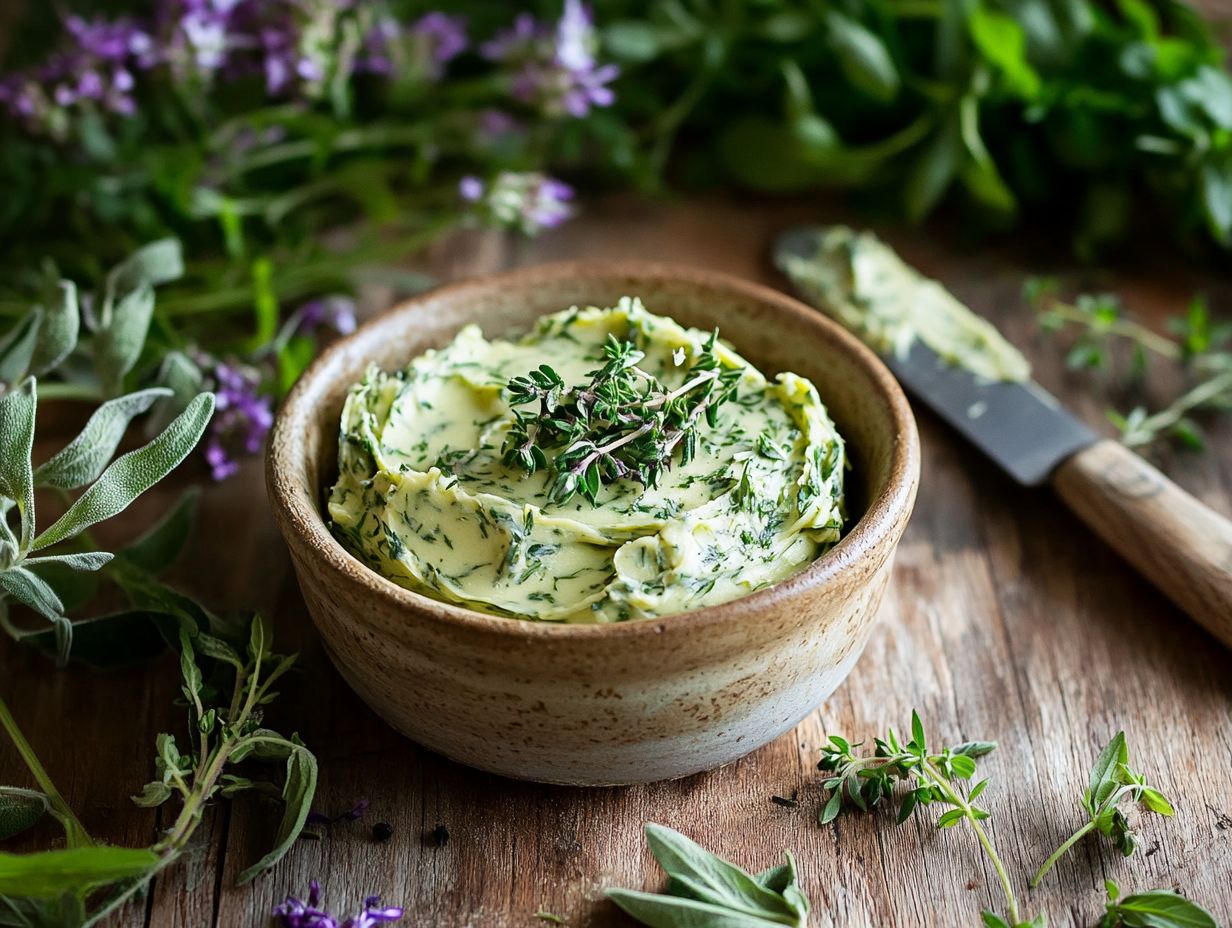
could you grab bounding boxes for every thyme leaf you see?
[502,331,741,505]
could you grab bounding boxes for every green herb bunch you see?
[1030,279,1232,450]
[1032,732,1174,887]
[817,712,1033,926]
[606,823,810,928]
[0,614,316,926]
[503,333,741,504]
[820,714,1218,928]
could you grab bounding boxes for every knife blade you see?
[773,224,1232,647]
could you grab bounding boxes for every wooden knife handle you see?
[1052,439,1232,648]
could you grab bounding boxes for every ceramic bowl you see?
[267,262,919,785]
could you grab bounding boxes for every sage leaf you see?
[0,378,36,552]
[0,566,70,663]
[21,610,175,668]
[145,351,204,437]
[606,889,795,928]
[0,891,87,928]
[118,487,199,575]
[0,788,48,841]
[33,388,171,490]
[32,392,214,552]
[643,824,799,922]
[103,239,184,314]
[29,283,80,378]
[824,10,899,103]
[0,847,157,897]
[23,553,113,572]
[94,283,154,397]
[237,740,318,884]
[0,312,41,387]
[130,782,173,809]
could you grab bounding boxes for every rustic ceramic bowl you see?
[267,262,919,785]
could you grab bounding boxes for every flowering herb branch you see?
[502,332,740,504]
[1029,280,1232,451]
[0,614,318,925]
[1032,732,1174,888]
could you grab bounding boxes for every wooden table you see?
[4,197,1231,927]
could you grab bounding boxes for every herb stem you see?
[0,693,94,848]
[1044,302,1182,361]
[1031,821,1094,888]
[1121,369,1232,447]
[921,757,1020,923]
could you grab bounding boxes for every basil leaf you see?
[0,846,157,897]
[0,378,36,552]
[29,283,79,379]
[607,888,795,928]
[118,487,200,575]
[33,388,171,490]
[1088,731,1128,812]
[824,10,899,103]
[643,824,799,922]
[32,393,214,552]
[1111,890,1217,928]
[236,740,318,884]
[0,788,48,842]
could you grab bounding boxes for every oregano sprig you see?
[818,711,1039,928]
[502,331,741,505]
[1032,732,1174,888]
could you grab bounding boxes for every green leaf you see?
[603,21,662,62]
[0,890,86,927]
[29,283,79,378]
[32,393,214,552]
[825,10,899,103]
[968,8,1042,99]
[33,388,171,490]
[936,809,966,828]
[1139,787,1173,816]
[981,914,1011,928]
[1088,732,1129,812]
[0,378,36,553]
[0,567,66,630]
[0,846,157,897]
[95,283,154,397]
[642,824,799,921]
[1110,890,1217,928]
[21,610,175,668]
[22,553,112,572]
[1200,157,1232,245]
[954,741,997,757]
[0,788,48,841]
[104,239,184,304]
[0,312,41,387]
[130,781,173,809]
[146,352,205,437]
[948,753,977,778]
[118,487,200,575]
[904,113,961,221]
[819,790,843,825]
[606,888,795,928]
[910,710,926,752]
[237,741,317,884]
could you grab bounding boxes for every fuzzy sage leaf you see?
[0,378,37,554]
[33,388,171,490]
[606,823,808,928]
[32,392,214,551]
[29,282,80,378]
[236,737,318,884]
[0,787,49,842]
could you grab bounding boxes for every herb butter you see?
[327,298,847,622]
[778,225,1031,383]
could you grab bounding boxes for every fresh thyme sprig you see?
[1028,280,1232,450]
[817,712,1037,927]
[1032,732,1173,888]
[502,332,741,505]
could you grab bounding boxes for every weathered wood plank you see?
[2,196,1230,928]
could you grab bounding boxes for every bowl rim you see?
[266,259,920,640]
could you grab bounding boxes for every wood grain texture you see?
[1053,438,1232,648]
[3,196,1232,928]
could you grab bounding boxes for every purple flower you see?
[482,1,618,118]
[295,295,358,337]
[461,172,574,235]
[202,357,274,481]
[412,13,467,75]
[274,882,402,928]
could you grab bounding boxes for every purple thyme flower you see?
[273,881,402,928]
[201,357,274,481]
[412,13,467,77]
[295,295,358,337]
[481,1,618,118]
[460,172,574,235]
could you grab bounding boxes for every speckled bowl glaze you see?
[267,262,919,785]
